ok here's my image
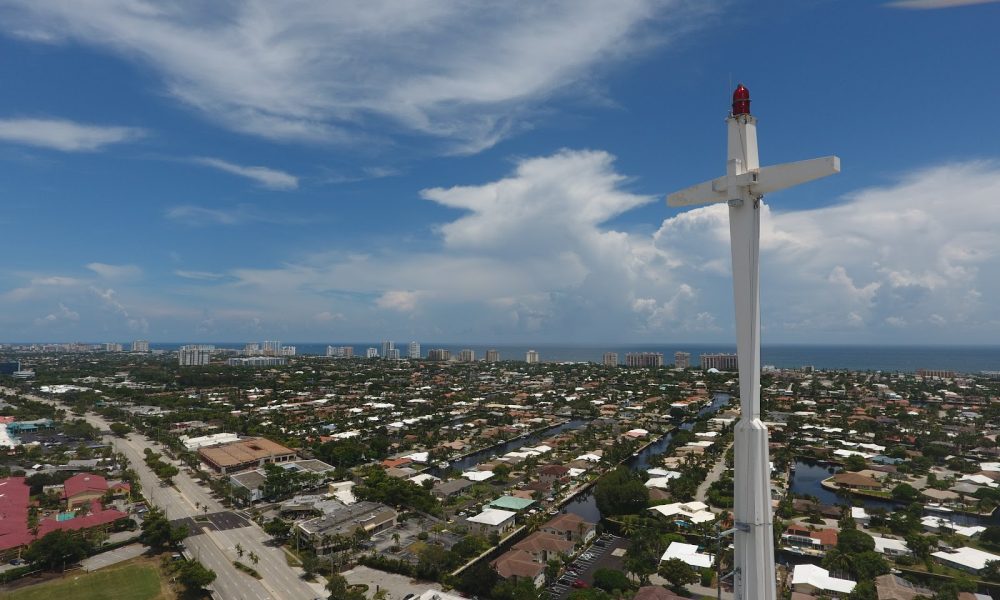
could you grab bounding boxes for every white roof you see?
[409,473,440,486]
[645,473,683,489]
[932,547,1000,571]
[980,462,1000,472]
[648,501,715,524]
[576,453,602,463]
[463,470,494,482]
[960,474,998,487]
[850,507,869,519]
[791,564,856,594]
[870,535,909,555]
[405,452,430,463]
[660,542,713,568]
[417,591,467,600]
[467,508,516,526]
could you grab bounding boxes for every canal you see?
[789,458,999,526]
[429,418,589,477]
[563,393,733,523]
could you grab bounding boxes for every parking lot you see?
[547,533,628,599]
[342,564,441,600]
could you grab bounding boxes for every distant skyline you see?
[1,1,999,344]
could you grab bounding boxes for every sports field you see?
[0,562,165,600]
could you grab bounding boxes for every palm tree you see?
[235,543,244,558]
[249,552,259,566]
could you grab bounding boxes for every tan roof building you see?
[198,437,296,474]
[493,549,545,587]
[874,574,932,600]
[832,472,882,491]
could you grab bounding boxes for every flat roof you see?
[468,508,516,526]
[199,437,295,468]
[489,496,535,511]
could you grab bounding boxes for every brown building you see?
[492,549,545,587]
[198,437,296,474]
[831,472,882,491]
[512,531,575,563]
[540,513,596,549]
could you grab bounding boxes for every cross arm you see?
[752,156,840,196]
[666,175,730,207]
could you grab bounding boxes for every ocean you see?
[149,342,1000,374]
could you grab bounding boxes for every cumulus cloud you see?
[654,160,1000,341]
[34,303,79,326]
[193,157,298,190]
[0,118,144,151]
[0,1,709,151]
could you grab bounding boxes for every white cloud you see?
[86,262,142,280]
[0,118,144,151]
[174,270,225,281]
[165,204,313,226]
[34,303,79,326]
[376,291,422,313]
[193,157,298,190]
[0,1,710,151]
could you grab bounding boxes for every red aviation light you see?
[732,83,750,116]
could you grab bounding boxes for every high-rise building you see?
[485,349,500,363]
[674,351,691,369]
[602,352,618,366]
[104,342,123,352]
[700,353,738,371]
[131,340,150,353]
[458,349,475,362]
[244,342,260,355]
[262,341,282,356]
[228,356,286,367]
[280,345,296,356]
[427,348,451,361]
[381,339,395,360]
[366,347,379,359]
[179,345,212,366]
[625,352,663,367]
[408,341,421,359]
[526,350,539,364]
[388,348,400,360]
[327,345,355,358]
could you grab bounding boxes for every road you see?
[5,387,326,600]
[696,443,734,504]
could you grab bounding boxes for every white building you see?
[131,340,150,353]
[648,501,716,524]
[932,546,1000,575]
[870,535,910,557]
[466,508,517,536]
[408,341,421,359]
[179,345,213,366]
[182,432,240,451]
[526,350,539,364]
[486,349,500,362]
[366,347,378,359]
[791,564,856,597]
[459,349,475,362]
[661,542,713,569]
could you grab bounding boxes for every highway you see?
[5,387,326,600]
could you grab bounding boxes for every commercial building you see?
[198,437,297,474]
[427,348,451,361]
[408,341,421,359]
[366,347,379,359]
[179,345,213,366]
[674,351,691,369]
[700,353,738,371]
[625,352,663,368]
[296,501,397,554]
[486,349,500,362]
[602,352,618,366]
[131,340,149,353]
[459,349,475,362]
[381,339,395,359]
[525,350,539,364]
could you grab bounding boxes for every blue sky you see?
[1,0,999,345]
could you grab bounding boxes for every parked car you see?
[572,579,589,588]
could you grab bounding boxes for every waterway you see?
[428,418,589,477]
[789,458,999,526]
[563,393,733,523]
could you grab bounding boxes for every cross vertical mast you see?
[666,84,840,600]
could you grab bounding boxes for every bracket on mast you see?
[727,199,743,208]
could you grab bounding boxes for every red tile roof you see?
[63,473,108,499]
[0,476,127,552]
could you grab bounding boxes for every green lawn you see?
[0,563,163,600]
